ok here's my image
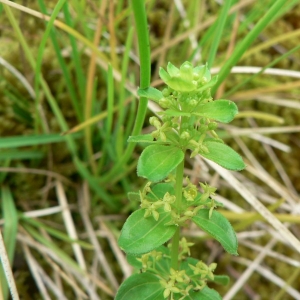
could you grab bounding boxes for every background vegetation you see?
[0,0,300,299]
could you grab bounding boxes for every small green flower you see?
[199,182,216,203]
[178,285,193,300]
[183,178,198,201]
[136,253,152,270]
[188,261,217,281]
[162,192,176,212]
[169,268,189,283]
[160,279,181,298]
[179,237,194,256]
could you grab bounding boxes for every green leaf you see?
[167,62,179,77]
[201,141,245,171]
[160,109,191,117]
[196,76,218,93]
[159,67,171,83]
[166,77,196,92]
[118,208,176,255]
[138,87,163,102]
[0,133,81,149]
[213,275,230,286]
[115,273,164,300]
[128,192,140,202]
[0,150,44,161]
[128,134,154,143]
[192,209,238,255]
[147,183,175,201]
[193,100,238,123]
[127,245,170,273]
[1,187,18,300]
[137,145,184,182]
[174,286,222,300]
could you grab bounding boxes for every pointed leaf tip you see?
[201,141,245,171]
[192,209,238,255]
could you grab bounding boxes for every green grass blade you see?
[34,0,67,101]
[224,44,300,97]
[20,217,93,250]
[115,26,134,154]
[3,4,78,156]
[37,0,83,122]
[0,150,44,161]
[22,223,84,274]
[0,186,18,300]
[98,64,114,173]
[62,2,86,102]
[207,0,232,68]
[74,157,118,210]
[0,134,80,149]
[99,0,150,183]
[211,0,288,94]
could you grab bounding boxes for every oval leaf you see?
[192,209,238,255]
[193,100,238,123]
[174,286,222,300]
[138,145,184,182]
[166,77,196,92]
[118,208,176,255]
[201,141,245,171]
[115,273,164,300]
[137,87,163,102]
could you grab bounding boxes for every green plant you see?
[115,61,245,300]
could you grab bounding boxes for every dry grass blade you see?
[22,243,52,300]
[239,240,300,268]
[0,231,19,300]
[224,238,277,300]
[232,257,300,299]
[55,181,87,271]
[98,220,132,279]
[202,158,300,254]
[78,183,119,291]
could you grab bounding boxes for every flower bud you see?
[159,97,171,108]
[208,122,217,130]
[180,131,190,140]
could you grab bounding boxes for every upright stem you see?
[170,158,185,270]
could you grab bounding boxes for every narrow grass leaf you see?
[212,0,288,94]
[0,150,44,161]
[22,224,84,274]
[207,0,232,68]
[192,209,238,255]
[38,0,82,121]
[74,157,118,210]
[1,186,18,300]
[0,134,80,149]
[98,0,150,183]
[21,217,93,250]
[62,2,86,102]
